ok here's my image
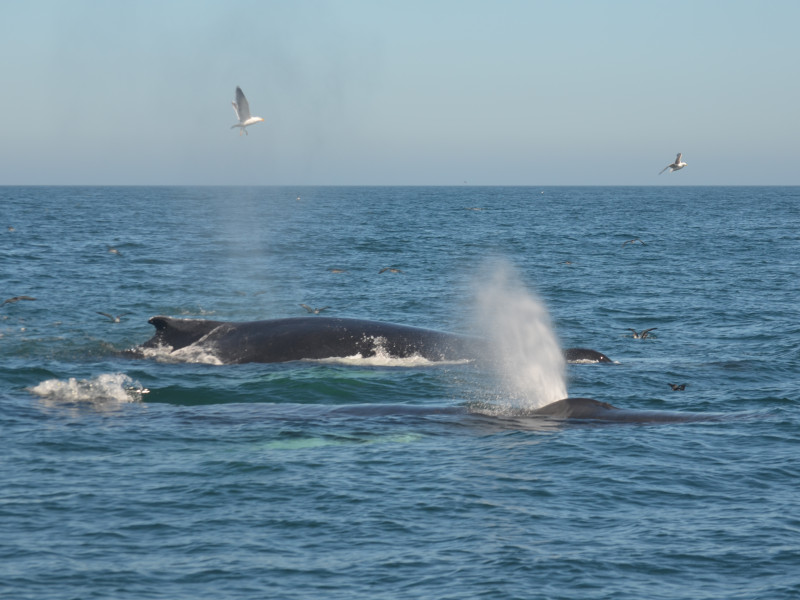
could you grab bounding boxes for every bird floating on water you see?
[627,327,657,339]
[659,153,687,175]
[379,267,403,274]
[300,304,330,314]
[97,311,130,323]
[668,383,687,391]
[231,86,264,136]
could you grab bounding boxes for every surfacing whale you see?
[529,398,719,423]
[134,315,614,366]
[131,317,721,424]
[253,399,722,425]
[563,348,614,363]
[137,316,477,364]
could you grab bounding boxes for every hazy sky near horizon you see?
[2,0,799,185]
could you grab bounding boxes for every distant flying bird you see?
[300,304,330,314]
[659,153,687,175]
[97,311,130,323]
[2,295,36,305]
[622,238,646,247]
[627,327,657,339]
[668,383,687,391]
[231,86,264,136]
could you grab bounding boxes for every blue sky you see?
[2,0,798,185]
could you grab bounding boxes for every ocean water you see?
[2,186,799,599]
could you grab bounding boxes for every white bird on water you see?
[231,86,264,136]
[659,153,687,174]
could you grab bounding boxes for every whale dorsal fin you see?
[145,316,223,350]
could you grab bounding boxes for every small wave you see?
[312,335,472,367]
[138,343,224,365]
[310,351,471,368]
[28,373,149,408]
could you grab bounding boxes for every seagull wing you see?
[658,165,670,175]
[300,304,313,313]
[235,87,251,121]
[97,312,114,321]
[675,153,682,163]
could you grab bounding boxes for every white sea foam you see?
[310,342,470,368]
[472,260,567,411]
[28,373,149,408]
[139,343,224,365]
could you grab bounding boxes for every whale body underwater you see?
[133,316,717,423]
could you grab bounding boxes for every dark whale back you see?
[142,316,477,364]
[533,398,719,423]
[563,348,613,363]
[145,316,226,350]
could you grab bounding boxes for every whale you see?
[528,397,719,423]
[563,348,614,363]
[220,398,722,426]
[327,398,717,423]
[134,315,614,366]
[131,317,721,424]
[136,316,478,364]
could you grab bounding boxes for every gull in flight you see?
[2,295,36,306]
[231,86,264,136]
[622,238,646,247]
[659,153,687,175]
[626,327,657,339]
[300,304,330,314]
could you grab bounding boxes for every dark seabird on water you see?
[668,383,687,391]
[627,327,657,339]
[622,238,646,247]
[300,304,330,314]
[97,311,130,323]
[2,295,36,305]
[379,267,403,274]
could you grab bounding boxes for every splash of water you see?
[472,260,567,411]
[28,373,149,410]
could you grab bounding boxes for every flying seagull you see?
[622,238,646,247]
[668,383,687,391]
[300,304,330,314]
[627,327,657,339]
[659,153,687,175]
[2,295,36,305]
[231,86,264,136]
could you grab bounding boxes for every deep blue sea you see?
[2,186,799,599]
